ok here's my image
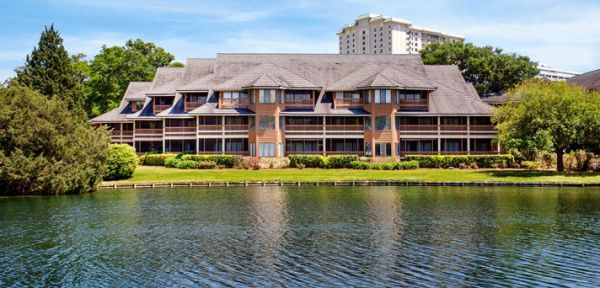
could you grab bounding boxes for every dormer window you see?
[130,101,143,112]
[221,91,249,108]
[184,92,207,112]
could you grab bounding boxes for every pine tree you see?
[14,24,85,115]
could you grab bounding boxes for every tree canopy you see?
[493,80,600,171]
[13,24,85,115]
[0,86,110,195]
[84,39,175,117]
[420,42,539,95]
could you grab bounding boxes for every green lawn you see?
[104,166,600,184]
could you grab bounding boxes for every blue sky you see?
[1,0,599,82]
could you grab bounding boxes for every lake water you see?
[1,186,599,287]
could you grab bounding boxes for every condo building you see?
[537,64,578,81]
[89,53,499,158]
[338,13,464,55]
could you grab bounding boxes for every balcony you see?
[184,101,205,112]
[154,104,172,113]
[440,125,468,131]
[221,98,249,108]
[399,99,428,110]
[397,124,437,131]
[197,124,249,131]
[164,127,196,133]
[325,124,363,131]
[470,124,495,131]
[110,130,133,141]
[335,98,363,108]
[286,124,323,131]
[285,97,314,108]
[134,128,163,135]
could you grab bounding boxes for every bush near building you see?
[405,155,514,169]
[104,144,138,180]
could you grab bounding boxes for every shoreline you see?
[101,180,600,189]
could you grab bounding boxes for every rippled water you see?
[1,187,599,287]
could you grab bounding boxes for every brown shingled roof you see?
[568,69,600,91]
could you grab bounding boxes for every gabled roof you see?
[328,62,435,91]
[124,82,152,101]
[357,66,436,90]
[568,69,600,90]
[147,67,184,96]
[419,65,492,115]
[213,62,320,90]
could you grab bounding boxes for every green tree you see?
[169,61,185,68]
[493,80,600,172]
[420,42,539,94]
[105,144,138,180]
[14,24,85,115]
[85,39,175,117]
[0,85,110,195]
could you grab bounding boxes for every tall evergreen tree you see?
[14,24,85,115]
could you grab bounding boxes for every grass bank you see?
[104,166,600,185]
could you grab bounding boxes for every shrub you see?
[259,157,290,169]
[138,154,146,165]
[0,86,110,195]
[521,161,541,170]
[197,161,217,169]
[405,155,514,169]
[104,144,138,180]
[144,153,178,166]
[394,160,419,170]
[181,155,241,168]
[326,155,359,168]
[164,157,179,168]
[175,160,198,169]
[350,160,369,170]
[235,157,260,170]
[288,155,326,168]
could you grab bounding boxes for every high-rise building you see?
[536,64,579,81]
[337,13,464,55]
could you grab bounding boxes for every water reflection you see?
[0,186,599,287]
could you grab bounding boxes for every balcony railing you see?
[399,151,438,156]
[335,98,363,108]
[197,124,249,131]
[224,150,249,156]
[397,124,437,131]
[470,125,495,131]
[164,126,196,133]
[154,104,172,113]
[134,128,163,135]
[470,150,500,155]
[399,99,428,109]
[184,101,205,112]
[285,150,322,155]
[285,124,323,131]
[325,124,364,131]
[221,98,249,108]
[284,98,314,107]
[440,125,468,131]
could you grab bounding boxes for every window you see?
[374,90,391,103]
[259,116,275,130]
[259,143,275,157]
[398,91,423,102]
[375,142,392,156]
[364,142,372,156]
[375,116,391,130]
[259,89,276,103]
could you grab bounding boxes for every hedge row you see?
[350,160,419,170]
[404,155,514,168]
[181,155,240,168]
[288,155,359,168]
[165,157,217,169]
[142,153,178,166]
